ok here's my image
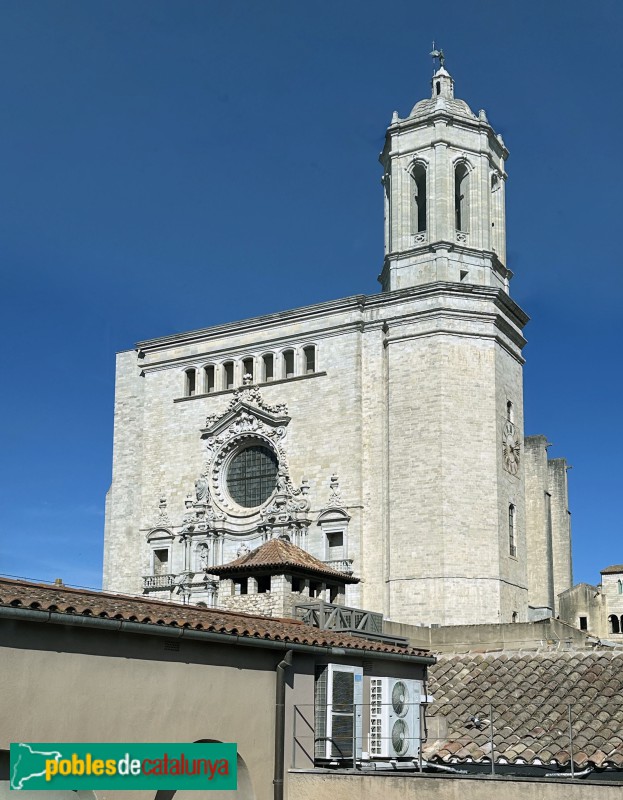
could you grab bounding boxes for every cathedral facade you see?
[103,63,572,627]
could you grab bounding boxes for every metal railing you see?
[293,702,423,772]
[294,601,383,634]
[292,700,623,779]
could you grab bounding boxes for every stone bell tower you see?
[379,60,510,293]
[372,55,530,626]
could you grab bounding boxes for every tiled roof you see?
[425,651,623,769]
[601,565,623,574]
[209,538,359,583]
[0,577,420,656]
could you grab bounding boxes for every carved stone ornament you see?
[326,474,345,509]
[197,384,310,531]
[155,493,172,527]
[502,420,521,475]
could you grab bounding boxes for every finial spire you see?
[430,42,445,72]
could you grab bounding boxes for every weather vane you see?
[430,42,445,71]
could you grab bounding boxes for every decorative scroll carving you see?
[205,381,288,431]
[326,474,345,509]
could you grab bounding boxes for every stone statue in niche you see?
[236,543,250,558]
[195,475,209,503]
[197,542,210,570]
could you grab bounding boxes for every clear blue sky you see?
[0,1,621,591]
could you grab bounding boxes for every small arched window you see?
[283,349,295,379]
[185,369,196,397]
[242,357,254,383]
[455,162,470,232]
[223,361,235,390]
[262,353,274,382]
[204,365,215,393]
[507,401,514,423]
[303,345,316,374]
[410,163,427,233]
[608,614,620,634]
[618,579,622,595]
[508,504,516,557]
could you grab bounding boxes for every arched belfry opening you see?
[410,163,427,234]
[454,162,470,232]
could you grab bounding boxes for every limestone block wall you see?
[558,583,604,637]
[103,349,145,595]
[602,573,623,638]
[548,458,572,609]
[524,435,555,615]
[374,287,527,627]
[105,284,536,629]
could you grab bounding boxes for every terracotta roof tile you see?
[0,577,424,657]
[424,650,623,769]
[208,537,359,583]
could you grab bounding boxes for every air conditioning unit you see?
[314,664,363,761]
[369,677,422,759]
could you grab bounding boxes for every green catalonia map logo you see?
[10,742,237,791]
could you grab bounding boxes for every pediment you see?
[201,400,290,439]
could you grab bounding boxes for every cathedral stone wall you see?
[105,284,532,627]
[548,458,573,609]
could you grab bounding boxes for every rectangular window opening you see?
[224,362,234,390]
[257,575,271,594]
[186,370,196,397]
[153,549,169,575]
[263,354,274,382]
[304,346,316,374]
[242,357,254,382]
[579,616,588,631]
[284,350,295,379]
[205,365,215,393]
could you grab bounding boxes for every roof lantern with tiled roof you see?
[210,536,359,584]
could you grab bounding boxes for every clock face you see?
[503,421,521,475]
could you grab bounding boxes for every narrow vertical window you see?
[455,163,470,232]
[262,353,274,382]
[579,616,588,631]
[242,357,254,383]
[185,369,196,397]
[204,365,215,393]
[224,361,234,390]
[618,579,622,595]
[283,350,295,379]
[507,400,514,422]
[303,345,316,374]
[410,163,427,233]
[509,504,516,557]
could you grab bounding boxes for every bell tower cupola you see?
[379,52,511,293]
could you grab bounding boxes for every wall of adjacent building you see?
[289,771,623,800]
